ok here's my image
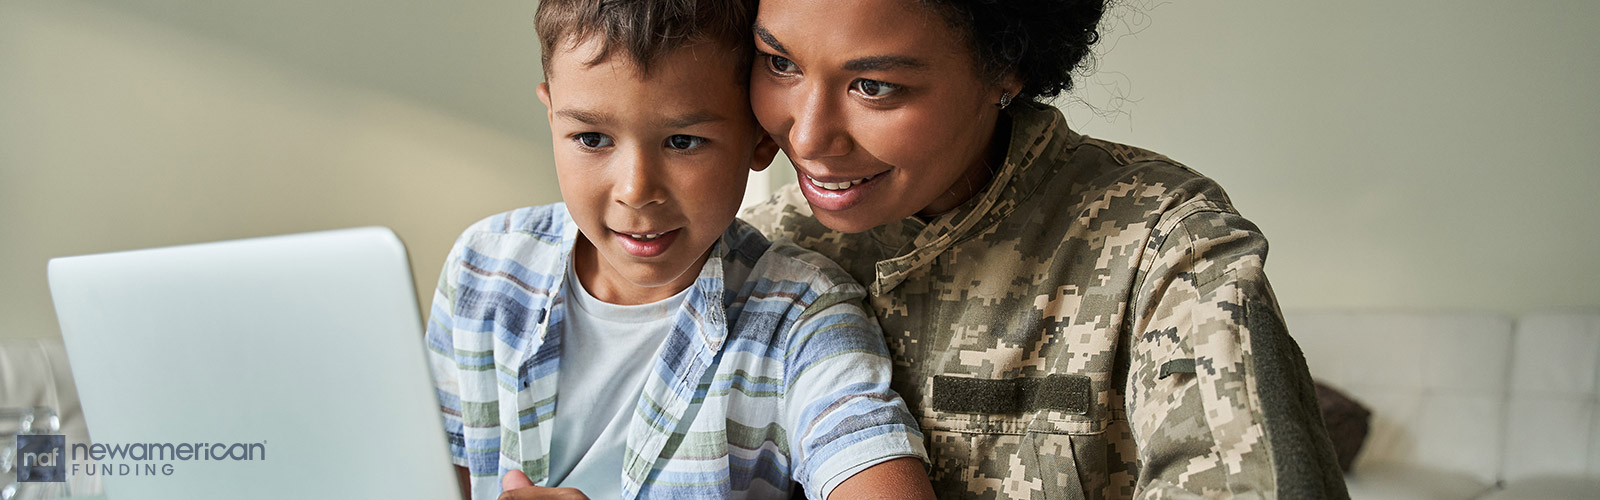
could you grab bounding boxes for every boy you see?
[424,1,931,499]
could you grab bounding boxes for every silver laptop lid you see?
[47,227,457,500]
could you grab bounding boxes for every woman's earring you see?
[997,91,1014,109]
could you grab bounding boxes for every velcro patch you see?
[1159,358,1197,379]
[932,374,1091,415]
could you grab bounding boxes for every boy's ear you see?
[536,82,553,120]
[751,131,780,172]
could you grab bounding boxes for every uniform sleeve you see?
[424,232,470,469]
[1126,206,1348,499]
[782,288,929,500]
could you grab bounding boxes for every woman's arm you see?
[1126,207,1347,499]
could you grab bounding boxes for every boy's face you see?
[539,38,778,305]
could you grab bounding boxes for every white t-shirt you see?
[546,262,688,498]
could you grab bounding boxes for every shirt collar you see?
[548,204,732,351]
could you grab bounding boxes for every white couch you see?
[1288,311,1600,500]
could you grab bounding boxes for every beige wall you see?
[4,1,1597,341]
[1063,2,1600,314]
[0,1,561,339]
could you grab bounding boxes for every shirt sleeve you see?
[424,232,470,469]
[782,289,929,500]
[1126,205,1349,499]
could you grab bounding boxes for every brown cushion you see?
[1314,381,1371,472]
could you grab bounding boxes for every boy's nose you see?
[614,149,668,209]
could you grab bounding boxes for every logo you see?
[12,436,268,482]
[15,434,65,482]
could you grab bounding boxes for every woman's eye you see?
[574,133,612,149]
[766,54,798,75]
[851,79,900,98]
[665,135,706,150]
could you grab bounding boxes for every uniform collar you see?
[866,101,1077,295]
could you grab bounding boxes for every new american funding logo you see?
[14,435,267,482]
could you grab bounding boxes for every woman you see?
[741,0,1350,498]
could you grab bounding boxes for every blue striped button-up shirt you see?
[426,204,926,500]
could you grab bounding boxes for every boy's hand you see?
[497,469,590,500]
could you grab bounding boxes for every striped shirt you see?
[425,204,926,500]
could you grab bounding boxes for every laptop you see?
[46,227,460,500]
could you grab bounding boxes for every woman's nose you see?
[786,87,851,161]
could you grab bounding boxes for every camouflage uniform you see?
[741,102,1349,500]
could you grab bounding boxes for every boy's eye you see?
[574,133,613,149]
[850,79,900,99]
[765,54,798,75]
[665,135,706,150]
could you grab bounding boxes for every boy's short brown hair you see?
[536,0,756,80]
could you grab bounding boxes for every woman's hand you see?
[496,469,590,500]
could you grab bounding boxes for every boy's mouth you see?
[612,228,680,258]
[622,231,668,240]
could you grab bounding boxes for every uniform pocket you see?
[920,373,1108,499]
[1020,430,1088,500]
[923,428,1088,500]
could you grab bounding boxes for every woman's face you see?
[751,0,1012,234]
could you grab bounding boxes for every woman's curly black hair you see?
[921,0,1107,101]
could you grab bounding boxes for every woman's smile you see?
[796,168,887,212]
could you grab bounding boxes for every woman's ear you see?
[997,73,1023,105]
[751,131,781,172]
